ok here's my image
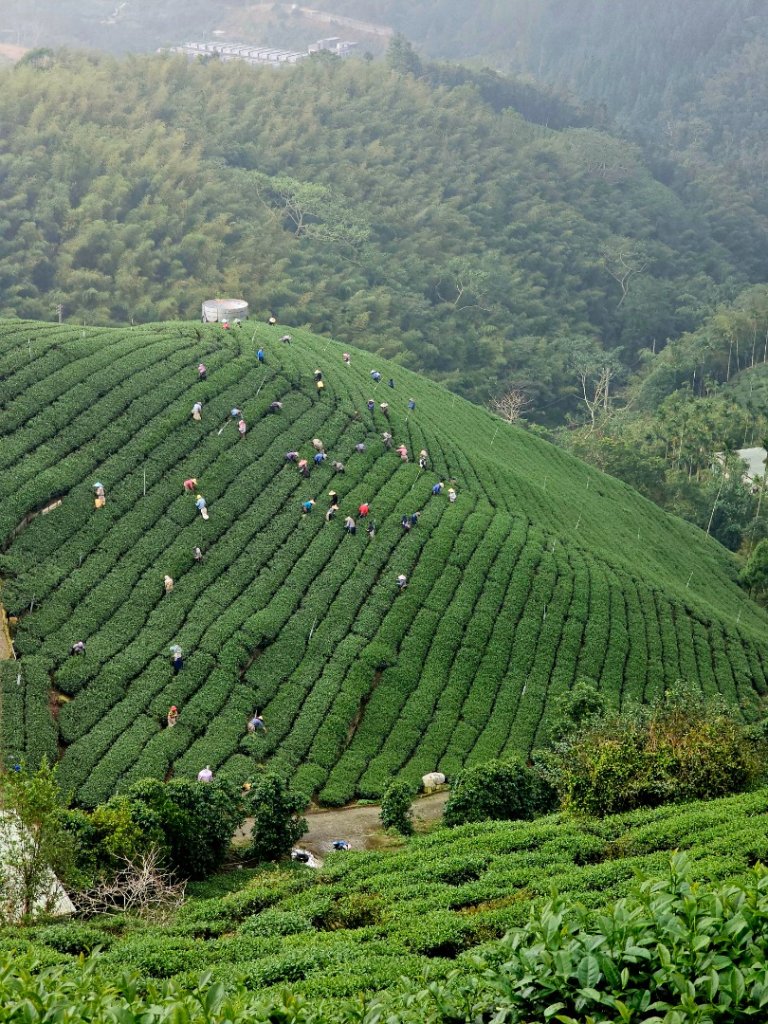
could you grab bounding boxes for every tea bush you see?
[7,850,768,1020]
[241,909,315,938]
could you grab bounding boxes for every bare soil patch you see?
[0,601,13,661]
[234,790,449,860]
[0,44,29,63]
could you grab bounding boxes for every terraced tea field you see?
[0,318,766,805]
[12,788,768,999]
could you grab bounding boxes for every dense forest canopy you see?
[318,1,768,272]
[0,51,756,414]
[313,0,765,115]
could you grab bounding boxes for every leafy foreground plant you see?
[6,854,768,1022]
[471,851,768,1022]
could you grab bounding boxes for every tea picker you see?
[93,481,106,509]
[169,644,184,674]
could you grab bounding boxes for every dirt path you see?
[0,599,13,661]
[290,6,394,38]
[235,790,449,860]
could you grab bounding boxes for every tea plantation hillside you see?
[1,318,767,806]
[9,788,768,1005]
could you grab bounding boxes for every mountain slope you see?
[317,0,768,278]
[0,318,765,805]
[0,53,748,409]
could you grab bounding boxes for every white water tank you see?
[202,298,249,322]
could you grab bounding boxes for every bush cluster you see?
[546,683,766,816]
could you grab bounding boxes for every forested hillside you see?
[319,0,763,116]
[323,0,768,278]
[0,51,752,411]
[0,0,225,53]
[1,318,767,806]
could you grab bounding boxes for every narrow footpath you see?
[0,598,13,661]
[235,790,450,860]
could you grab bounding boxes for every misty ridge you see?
[2,0,768,541]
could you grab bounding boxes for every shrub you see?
[380,779,416,836]
[245,773,308,863]
[240,909,314,938]
[549,685,766,816]
[545,677,606,744]
[126,775,245,880]
[443,759,546,827]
